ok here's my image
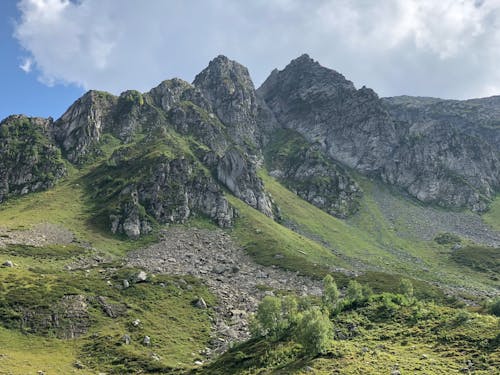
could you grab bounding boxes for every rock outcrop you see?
[54,90,117,164]
[259,54,500,212]
[92,144,235,239]
[265,130,361,218]
[0,115,66,203]
[193,55,262,148]
[381,123,499,211]
[2,53,499,234]
[217,148,274,217]
[258,54,399,173]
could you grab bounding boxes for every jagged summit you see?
[259,53,356,96]
[193,55,261,145]
[1,53,499,229]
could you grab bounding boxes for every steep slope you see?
[383,95,500,151]
[0,115,66,203]
[259,55,500,212]
[0,54,499,374]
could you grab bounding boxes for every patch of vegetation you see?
[0,243,88,260]
[434,232,462,245]
[483,195,500,231]
[204,277,500,374]
[451,245,500,275]
[227,194,340,279]
[0,260,215,374]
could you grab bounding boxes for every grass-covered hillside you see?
[0,124,499,373]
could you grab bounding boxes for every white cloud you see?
[13,0,500,99]
[19,56,33,73]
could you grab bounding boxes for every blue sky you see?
[0,1,83,121]
[3,0,500,122]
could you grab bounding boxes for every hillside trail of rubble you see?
[0,223,75,248]
[126,226,323,353]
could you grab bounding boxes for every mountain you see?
[0,55,499,374]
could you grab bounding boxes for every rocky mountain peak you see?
[259,54,356,98]
[193,55,260,146]
[54,90,117,163]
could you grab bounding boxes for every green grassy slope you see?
[0,126,498,373]
[483,196,500,231]
[204,297,500,374]
[258,171,499,298]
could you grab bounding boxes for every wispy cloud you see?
[13,0,500,99]
[19,56,33,73]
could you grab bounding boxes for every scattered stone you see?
[126,227,324,353]
[421,354,428,359]
[74,361,85,369]
[194,360,203,366]
[195,297,208,309]
[123,279,130,289]
[96,296,126,318]
[122,334,131,345]
[2,260,13,267]
[136,271,148,282]
[143,336,151,346]
[132,319,141,327]
[151,353,161,361]
[37,371,45,375]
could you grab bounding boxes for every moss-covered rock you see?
[0,115,66,203]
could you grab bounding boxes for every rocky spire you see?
[193,55,260,146]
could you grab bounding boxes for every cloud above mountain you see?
[13,0,500,99]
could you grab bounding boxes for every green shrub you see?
[489,298,500,317]
[295,307,333,355]
[322,274,340,312]
[346,280,363,301]
[434,232,461,245]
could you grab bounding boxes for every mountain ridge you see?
[2,54,499,231]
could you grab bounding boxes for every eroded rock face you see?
[267,136,362,218]
[259,54,500,211]
[54,90,117,164]
[0,115,66,203]
[258,54,399,173]
[18,295,90,339]
[193,55,262,148]
[381,124,500,211]
[108,155,235,239]
[217,148,274,217]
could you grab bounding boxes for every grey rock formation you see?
[193,55,261,147]
[266,131,362,218]
[0,115,66,203]
[54,90,117,164]
[17,294,90,338]
[259,54,500,211]
[217,148,274,217]
[105,154,235,238]
[381,123,499,211]
[259,54,399,173]
[383,95,500,151]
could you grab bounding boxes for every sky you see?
[2,0,500,121]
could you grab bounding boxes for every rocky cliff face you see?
[265,129,361,218]
[383,95,500,151]
[258,54,399,173]
[54,90,117,164]
[0,115,66,203]
[259,55,500,212]
[2,54,500,236]
[104,153,235,239]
